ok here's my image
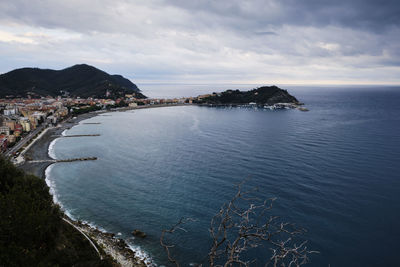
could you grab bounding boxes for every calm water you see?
[47,87,400,266]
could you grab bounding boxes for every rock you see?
[298,107,309,112]
[132,229,147,238]
[116,238,126,249]
[104,232,115,238]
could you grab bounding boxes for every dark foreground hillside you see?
[0,156,114,267]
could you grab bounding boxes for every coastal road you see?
[62,218,103,260]
[4,124,46,158]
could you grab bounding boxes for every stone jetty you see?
[28,157,97,163]
[63,134,101,137]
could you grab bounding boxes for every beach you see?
[18,104,189,178]
[18,112,97,178]
[17,111,152,267]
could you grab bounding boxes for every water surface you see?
[47,87,400,266]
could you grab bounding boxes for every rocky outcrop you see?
[195,86,299,105]
[132,230,147,238]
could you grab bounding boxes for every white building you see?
[129,102,138,108]
[0,126,10,136]
[3,108,17,116]
[19,118,31,132]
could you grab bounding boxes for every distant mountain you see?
[0,64,146,99]
[195,86,299,105]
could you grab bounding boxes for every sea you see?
[46,85,400,266]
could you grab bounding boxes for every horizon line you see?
[137,82,400,87]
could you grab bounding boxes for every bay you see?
[47,86,400,266]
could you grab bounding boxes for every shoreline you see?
[66,218,150,267]
[17,110,154,267]
[18,112,99,178]
[19,103,191,179]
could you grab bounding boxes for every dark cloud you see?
[0,0,399,84]
[164,0,400,32]
[1,0,399,36]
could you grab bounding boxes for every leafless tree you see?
[160,217,196,267]
[160,181,318,267]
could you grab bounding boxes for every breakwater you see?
[64,134,101,137]
[28,157,97,163]
[51,134,101,137]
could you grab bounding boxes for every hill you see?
[0,64,146,99]
[0,156,115,266]
[195,86,299,105]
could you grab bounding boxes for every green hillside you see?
[0,156,114,266]
[0,64,146,99]
[195,86,299,105]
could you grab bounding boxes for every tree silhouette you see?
[161,181,317,267]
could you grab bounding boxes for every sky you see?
[0,0,400,86]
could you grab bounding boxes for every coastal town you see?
[0,94,199,158]
[0,85,307,159]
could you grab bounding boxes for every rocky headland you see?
[194,85,308,110]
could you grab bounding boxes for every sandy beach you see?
[18,112,98,178]
[18,104,189,178]
[17,111,153,267]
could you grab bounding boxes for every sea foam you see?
[48,138,58,159]
[45,163,77,221]
[45,164,59,205]
[127,243,156,266]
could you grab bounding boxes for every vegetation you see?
[70,105,103,115]
[0,64,146,99]
[69,100,129,115]
[194,86,299,105]
[105,100,129,109]
[0,156,114,266]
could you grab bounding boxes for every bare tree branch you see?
[161,181,318,267]
[160,217,196,267]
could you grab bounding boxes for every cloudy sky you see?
[0,0,400,86]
